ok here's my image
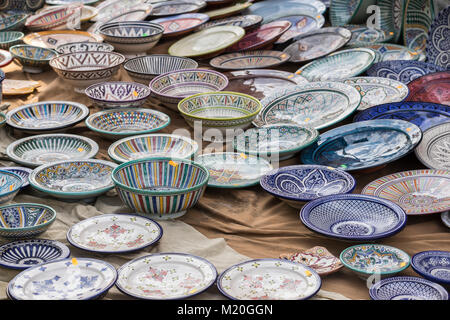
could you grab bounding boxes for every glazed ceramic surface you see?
[403,0,434,53]
[85,82,151,109]
[363,44,420,62]
[1,79,40,96]
[329,0,364,26]
[362,169,450,216]
[426,6,450,70]
[274,14,325,44]
[150,13,209,38]
[197,15,262,31]
[411,251,450,285]
[0,31,24,50]
[195,152,273,188]
[37,4,99,23]
[9,44,57,73]
[210,50,290,70]
[55,42,114,54]
[300,120,422,171]
[23,30,103,49]
[343,77,409,111]
[245,0,325,23]
[151,0,206,17]
[6,134,99,168]
[299,194,407,241]
[88,8,152,34]
[405,71,449,105]
[346,25,393,46]
[414,122,450,171]
[0,170,23,204]
[1,167,32,188]
[8,258,117,300]
[116,253,217,300]
[0,14,28,32]
[0,239,70,270]
[217,259,321,300]
[25,4,81,31]
[442,211,450,228]
[108,134,198,164]
[377,0,406,43]
[254,82,361,130]
[92,0,148,22]
[206,2,253,20]
[260,165,356,209]
[0,48,12,67]
[67,214,162,253]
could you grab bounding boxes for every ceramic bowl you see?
[149,69,228,110]
[411,251,450,286]
[85,81,151,108]
[99,21,164,55]
[178,91,262,142]
[49,51,126,93]
[108,134,199,164]
[85,108,170,140]
[112,157,209,220]
[0,170,23,204]
[0,203,56,239]
[123,54,198,84]
[233,124,319,161]
[0,49,12,67]
[300,194,407,241]
[25,5,80,31]
[340,244,410,280]
[260,165,356,209]
[9,44,57,73]
[6,101,89,133]
[369,277,449,300]
[0,31,24,50]
[1,167,33,188]
[0,14,29,32]
[55,42,114,54]
[29,160,117,200]
[6,134,99,168]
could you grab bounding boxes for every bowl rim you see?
[49,51,126,72]
[411,250,450,285]
[0,31,25,43]
[98,21,165,39]
[0,13,29,31]
[177,91,262,122]
[111,156,210,195]
[84,81,152,104]
[123,54,199,76]
[9,44,58,62]
[55,41,115,54]
[0,202,56,232]
[0,166,33,188]
[25,4,80,28]
[0,170,23,197]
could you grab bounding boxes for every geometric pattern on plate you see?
[209,50,291,70]
[415,122,450,170]
[411,250,450,285]
[426,6,450,70]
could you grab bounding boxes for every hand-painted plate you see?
[92,0,148,22]
[67,214,163,253]
[414,122,450,171]
[0,49,12,67]
[205,2,253,20]
[150,0,206,17]
[23,30,102,49]
[403,0,435,53]
[245,0,325,23]
[300,119,422,171]
[362,170,450,215]
[195,152,273,188]
[405,71,450,105]
[88,8,152,34]
[116,253,217,300]
[411,251,450,285]
[150,13,209,38]
[329,0,367,26]
[346,25,394,46]
[362,43,421,62]
[378,0,406,43]
[210,50,290,70]
[426,6,450,70]
[217,259,321,300]
[343,77,409,111]
[37,4,99,23]
[197,14,262,31]
[273,14,325,45]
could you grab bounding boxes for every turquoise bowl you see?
[0,31,24,50]
[0,170,23,205]
[0,203,56,239]
[0,14,29,32]
[9,44,57,73]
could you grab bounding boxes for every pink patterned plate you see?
[67,214,162,253]
[150,13,209,38]
[405,71,450,105]
[280,246,343,276]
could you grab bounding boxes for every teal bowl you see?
[9,44,57,74]
[0,14,29,32]
[0,31,24,50]
[0,170,23,205]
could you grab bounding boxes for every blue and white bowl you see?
[1,167,33,188]
[0,170,23,204]
[9,44,57,74]
[411,251,450,286]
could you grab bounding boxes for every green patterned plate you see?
[378,0,406,43]
[403,0,435,53]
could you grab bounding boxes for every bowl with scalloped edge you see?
[55,42,114,54]
[0,170,23,204]
[411,251,450,286]
[9,44,57,74]
[85,81,152,108]
[1,167,33,188]
[0,31,24,50]
[0,14,29,32]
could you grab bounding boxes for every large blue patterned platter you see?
[426,6,450,70]
[353,101,450,131]
[300,119,422,171]
[411,251,450,285]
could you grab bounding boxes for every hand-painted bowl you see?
[1,167,33,188]
[340,244,410,280]
[49,51,126,93]
[25,5,80,31]
[260,165,356,209]
[300,194,407,241]
[9,44,57,73]
[369,277,448,300]
[0,203,56,239]
[123,54,198,83]
[55,42,114,54]
[29,160,117,200]
[112,157,210,220]
[6,101,89,133]
[108,134,198,163]
[0,170,23,204]
[85,81,152,108]
[0,31,24,50]
[85,108,170,140]
[6,134,99,168]
[0,14,29,32]
[149,69,229,110]
[99,21,164,55]
[411,251,450,286]
[178,91,262,141]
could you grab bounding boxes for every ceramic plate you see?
[1,79,40,96]
[67,214,162,253]
[411,251,450,285]
[217,259,321,300]
[346,25,394,46]
[8,258,117,300]
[245,0,325,23]
[116,253,217,300]
[343,77,409,111]
[88,8,152,34]
[362,44,420,62]
[254,82,361,130]
[441,211,450,228]
[415,122,450,171]
[210,50,290,70]
[377,0,406,43]
[0,166,33,188]
[296,48,376,81]
[205,2,253,20]
[23,30,103,49]
[403,0,434,53]
[274,14,325,44]
[151,0,206,17]
[405,71,449,105]
[0,49,12,67]
[362,169,450,215]
[197,14,262,31]
[426,6,450,70]
[195,152,273,188]
[329,0,364,26]
[92,0,147,22]
[300,119,422,171]
[150,13,209,38]
[283,27,352,63]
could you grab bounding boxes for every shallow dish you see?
[217,259,321,300]
[405,71,449,105]
[1,79,40,96]
[108,134,198,164]
[6,133,99,168]
[0,48,13,67]
[0,239,70,270]
[0,14,29,32]
[25,4,81,31]
[85,81,151,109]
[8,258,117,300]
[210,50,290,70]
[299,194,407,241]
[67,214,162,253]
[361,43,420,63]
[300,120,422,172]
[0,31,24,50]
[86,108,170,140]
[369,276,448,300]
[150,13,209,38]
[414,122,450,171]
[362,169,450,216]
[197,14,262,31]
[55,42,114,54]
[206,1,253,20]
[260,165,356,209]
[0,167,33,188]
[0,170,23,204]
[274,13,325,45]
[9,44,56,73]
[116,253,217,300]
[411,251,450,286]
[346,25,394,46]
[245,0,325,23]
[92,0,148,23]
[426,6,450,70]
[151,0,206,17]
[23,30,103,49]
[6,101,89,133]
[0,203,56,239]
[112,157,209,219]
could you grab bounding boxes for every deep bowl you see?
[149,69,228,110]
[55,42,114,54]
[411,251,450,286]
[85,81,152,108]
[0,170,23,204]
[260,165,356,209]
[108,134,198,163]
[0,203,56,239]
[0,31,24,50]
[1,167,33,188]
[9,44,57,73]
[0,14,29,32]
[112,157,210,219]
[369,277,448,300]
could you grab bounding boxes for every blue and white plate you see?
[426,6,450,70]
[411,251,450,286]
[0,167,32,188]
[0,170,23,204]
